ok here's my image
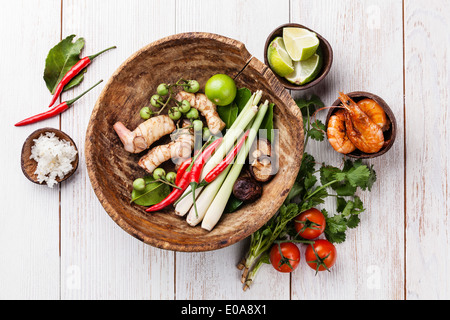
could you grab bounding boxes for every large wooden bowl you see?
[85,33,304,252]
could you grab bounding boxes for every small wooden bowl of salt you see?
[21,128,79,187]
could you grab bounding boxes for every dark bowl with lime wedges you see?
[264,23,333,91]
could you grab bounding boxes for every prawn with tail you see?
[338,92,384,154]
[327,93,388,155]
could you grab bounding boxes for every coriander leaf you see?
[345,165,372,188]
[44,35,85,94]
[285,182,304,204]
[304,172,317,190]
[347,215,361,229]
[296,94,324,117]
[324,214,348,244]
[336,197,347,213]
[325,229,346,244]
[320,165,341,186]
[361,164,377,191]
[298,153,316,182]
[307,119,326,141]
[334,182,357,196]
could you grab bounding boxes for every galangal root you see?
[113,115,175,153]
[175,91,226,135]
[327,93,388,154]
[138,123,194,174]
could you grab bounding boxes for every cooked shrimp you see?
[327,110,357,154]
[138,125,194,174]
[175,91,226,135]
[357,99,390,131]
[113,115,175,153]
[339,92,384,154]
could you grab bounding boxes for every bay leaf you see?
[43,35,85,94]
[235,88,252,113]
[217,103,239,129]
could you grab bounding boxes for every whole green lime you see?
[205,74,237,106]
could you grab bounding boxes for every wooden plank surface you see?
[0,0,449,300]
[174,0,291,300]
[60,0,176,299]
[289,0,405,300]
[0,0,62,299]
[404,0,450,300]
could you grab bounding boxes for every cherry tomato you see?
[294,208,326,240]
[305,239,337,274]
[269,242,300,273]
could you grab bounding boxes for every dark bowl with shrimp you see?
[325,92,397,159]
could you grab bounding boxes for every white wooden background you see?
[0,0,448,300]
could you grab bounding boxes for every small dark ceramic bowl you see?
[21,127,79,185]
[264,23,333,90]
[326,92,397,159]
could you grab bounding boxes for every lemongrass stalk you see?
[186,165,232,226]
[186,122,253,226]
[201,90,262,179]
[174,91,262,216]
[201,100,269,231]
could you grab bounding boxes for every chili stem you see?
[66,80,103,105]
[88,46,117,60]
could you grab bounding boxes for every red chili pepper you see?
[202,130,250,184]
[146,138,222,213]
[175,158,192,186]
[48,46,116,108]
[190,138,223,185]
[15,80,103,127]
[189,138,223,217]
[145,169,192,213]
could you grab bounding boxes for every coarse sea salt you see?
[30,132,77,188]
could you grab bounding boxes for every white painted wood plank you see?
[289,0,405,299]
[175,0,291,300]
[405,0,450,300]
[60,0,176,299]
[0,0,61,299]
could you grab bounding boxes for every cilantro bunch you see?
[238,95,377,290]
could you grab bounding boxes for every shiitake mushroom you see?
[249,138,275,182]
[232,176,262,203]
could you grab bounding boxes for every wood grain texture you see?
[404,0,450,299]
[174,0,292,299]
[60,0,177,299]
[2,0,450,300]
[0,0,62,299]
[21,128,79,185]
[289,0,405,300]
[85,33,302,252]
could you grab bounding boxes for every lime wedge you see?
[267,37,294,77]
[285,53,322,85]
[283,27,320,61]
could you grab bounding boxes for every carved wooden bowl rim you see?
[85,32,304,252]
